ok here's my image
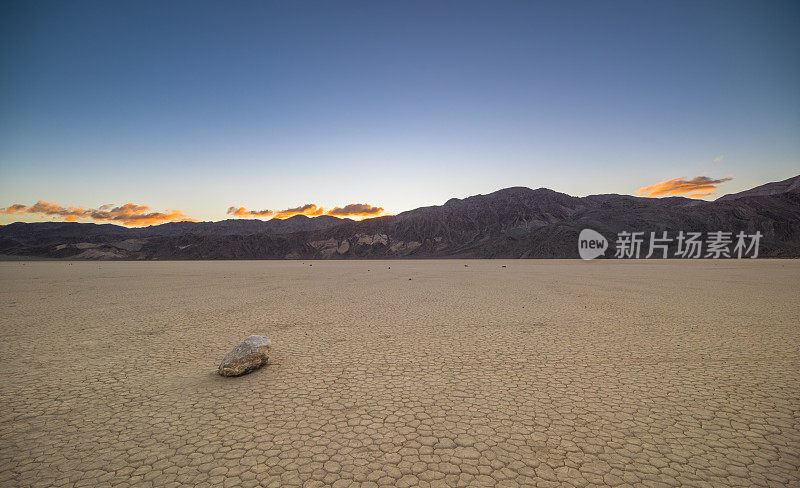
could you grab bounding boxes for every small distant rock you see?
[218,335,272,377]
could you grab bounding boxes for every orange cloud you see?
[274,204,324,219]
[0,201,196,226]
[88,204,195,226]
[636,176,732,199]
[326,203,385,218]
[227,202,388,220]
[24,201,91,221]
[226,206,275,218]
[2,204,27,214]
[226,204,323,220]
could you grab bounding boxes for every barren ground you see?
[0,260,798,487]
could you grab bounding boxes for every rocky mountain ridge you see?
[2,175,799,259]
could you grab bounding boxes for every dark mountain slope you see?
[717,174,800,201]
[2,175,799,259]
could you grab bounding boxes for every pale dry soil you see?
[0,260,798,488]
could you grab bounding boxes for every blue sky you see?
[1,0,798,225]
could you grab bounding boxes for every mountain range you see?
[2,174,799,259]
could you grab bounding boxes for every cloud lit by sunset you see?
[327,203,385,218]
[226,206,275,218]
[273,204,325,219]
[227,203,388,221]
[2,199,391,226]
[636,176,733,199]
[0,201,196,226]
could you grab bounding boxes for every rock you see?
[218,335,272,377]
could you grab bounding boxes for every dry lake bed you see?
[1,259,798,487]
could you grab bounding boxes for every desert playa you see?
[0,259,798,487]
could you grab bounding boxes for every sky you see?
[1,0,798,226]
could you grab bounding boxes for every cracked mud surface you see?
[1,259,798,487]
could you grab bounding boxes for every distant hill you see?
[716,174,800,201]
[2,175,799,259]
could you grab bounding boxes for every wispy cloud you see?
[227,202,387,220]
[713,155,724,162]
[0,201,196,226]
[636,176,733,199]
